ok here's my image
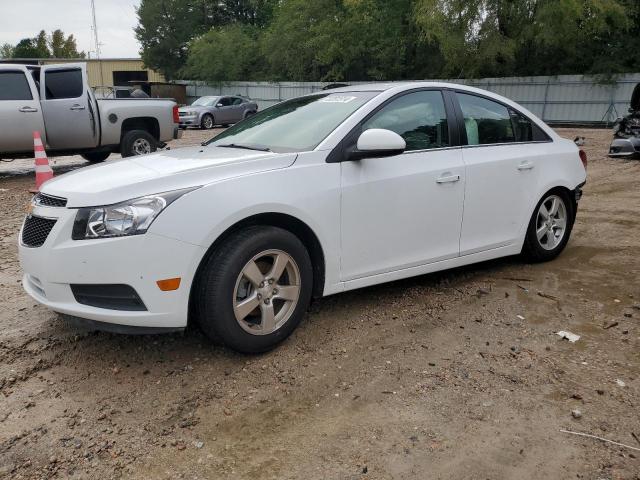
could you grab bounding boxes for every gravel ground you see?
[0,128,639,480]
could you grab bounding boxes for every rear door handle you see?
[70,104,86,111]
[518,161,534,170]
[18,106,38,113]
[436,174,461,184]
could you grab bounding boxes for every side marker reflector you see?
[157,278,181,291]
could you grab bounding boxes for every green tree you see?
[183,25,262,81]
[413,0,630,78]
[136,0,277,79]
[35,30,50,57]
[0,43,14,59]
[12,38,40,58]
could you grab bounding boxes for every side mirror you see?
[349,129,406,160]
[216,103,224,108]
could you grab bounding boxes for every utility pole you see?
[90,0,105,85]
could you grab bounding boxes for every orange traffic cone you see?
[29,131,53,194]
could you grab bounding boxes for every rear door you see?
[0,66,45,153]
[215,96,234,124]
[231,97,246,122]
[454,91,543,254]
[40,64,98,150]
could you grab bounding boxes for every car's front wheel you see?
[522,190,575,262]
[195,226,313,353]
[200,114,214,130]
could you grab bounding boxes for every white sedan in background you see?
[19,82,587,353]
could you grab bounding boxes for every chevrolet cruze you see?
[19,83,587,353]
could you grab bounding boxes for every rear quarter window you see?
[0,71,33,100]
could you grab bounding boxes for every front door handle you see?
[70,104,86,111]
[518,161,534,170]
[436,174,461,184]
[18,106,38,113]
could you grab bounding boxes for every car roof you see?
[326,81,480,93]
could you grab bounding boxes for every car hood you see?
[179,105,211,113]
[41,146,297,208]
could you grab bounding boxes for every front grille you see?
[21,215,57,247]
[34,193,67,207]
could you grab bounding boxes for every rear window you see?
[45,68,83,99]
[457,93,515,145]
[0,71,33,100]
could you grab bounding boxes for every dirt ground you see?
[0,128,639,480]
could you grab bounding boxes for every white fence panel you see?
[180,74,640,124]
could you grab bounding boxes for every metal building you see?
[0,58,164,88]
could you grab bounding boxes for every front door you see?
[340,90,465,281]
[0,66,45,154]
[40,64,98,150]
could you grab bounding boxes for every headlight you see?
[72,187,197,240]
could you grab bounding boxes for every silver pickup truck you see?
[0,63,180,162]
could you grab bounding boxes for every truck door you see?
[40,64,98,150]
[0,66,46,154]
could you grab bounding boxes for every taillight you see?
[579,149,587,170]
[172,105,179,123]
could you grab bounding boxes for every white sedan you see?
[19,82,587,353]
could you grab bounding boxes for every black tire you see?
[194,226,313,354]
[81,151,111,163]
[120,130,157,158]
[522,189,575,262]
[200,114,215,130]
[244,111,256,119]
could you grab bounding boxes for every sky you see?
[0,0,142,58]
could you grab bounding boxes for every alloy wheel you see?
[536,194,567,250]
[233,249,301,335]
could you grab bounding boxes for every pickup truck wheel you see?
[200,114,215,130]
[120,130,157,158]
[81,151,111,163]
[195,226,313,354]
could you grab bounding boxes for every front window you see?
[362,90,450,151]
[192,96,219,107]
[0,71,33,100]
[207,92,379,153]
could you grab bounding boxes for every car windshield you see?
[192,96,219,107]
[206,92,379,153]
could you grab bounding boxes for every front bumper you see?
[178,114,199,127]
[19,204,205,329]
[609,137,640,158]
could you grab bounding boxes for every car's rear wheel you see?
[81,151,111,163]
[120,130,157,158]
[195,226,313,353]
[200,114,214,130]
[522,190,574,262]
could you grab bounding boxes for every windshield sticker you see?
[320,96,357,103]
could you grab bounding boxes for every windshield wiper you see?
[216,143,271,152]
